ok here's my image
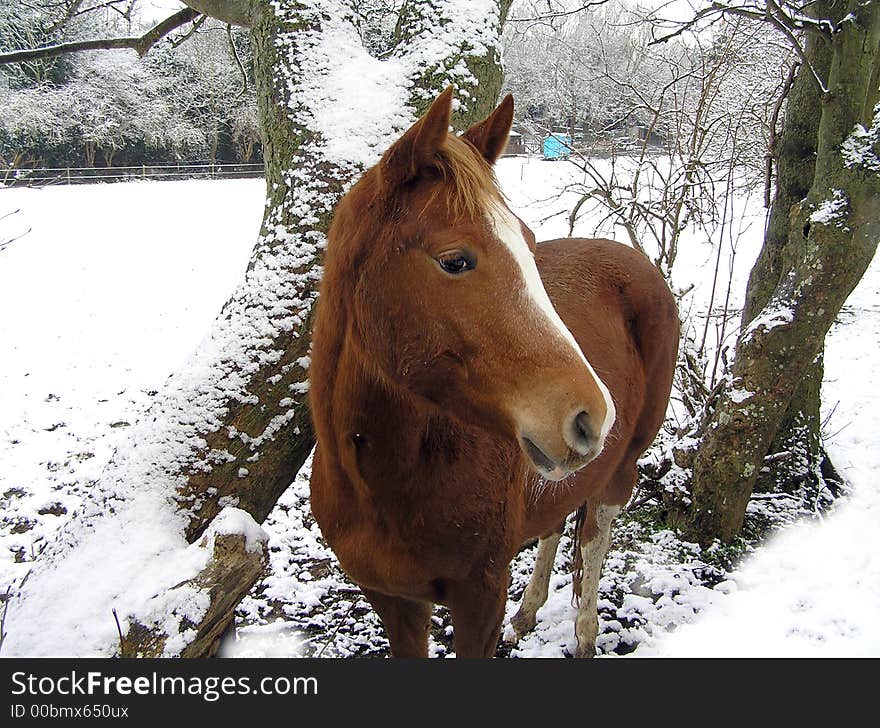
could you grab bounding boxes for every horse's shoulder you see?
[539,236,651,279]
[538,237,674,312]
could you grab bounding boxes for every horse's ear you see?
[461,94,514,165]
[380,86,453,190]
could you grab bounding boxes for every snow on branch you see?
[507,0,610,26]
[0,8,201,65]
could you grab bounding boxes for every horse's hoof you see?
[508,609,536,641]
[572,641,596,658]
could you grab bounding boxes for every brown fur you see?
[308,89,679,657]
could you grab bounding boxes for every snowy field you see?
[0,160,877,657]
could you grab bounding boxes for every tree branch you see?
[648,1,830,92]
[226,24,249,98]
[181,1,252,27]
[82,1,137,21]
[507,0,610,24]
[47,0,85,34]
[0,8,200,65]
[171,13,207,48]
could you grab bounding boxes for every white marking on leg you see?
[509,532,562,639]
[486,202,616,442]
[574,504,620,657]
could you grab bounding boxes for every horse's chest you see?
[311,426,524,601]
[327,487,514,602]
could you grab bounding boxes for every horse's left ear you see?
[461,94,514,165]
[380,86,453,191]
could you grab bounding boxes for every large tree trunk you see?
[180,0,513,543]
[743,0,843,497]
[687,0,880,544]
[4,0,510,657]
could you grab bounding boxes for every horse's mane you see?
[428,134,503,220]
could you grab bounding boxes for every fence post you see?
[67,168,71,184]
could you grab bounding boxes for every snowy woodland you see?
[0,1,260,171]
[0,0,878,657]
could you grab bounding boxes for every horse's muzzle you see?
[519,409,603,481]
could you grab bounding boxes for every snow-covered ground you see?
[0,162,876,657]
[0,179,263,604]
[645,266,880,657]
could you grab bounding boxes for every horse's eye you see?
[437,251,475,275]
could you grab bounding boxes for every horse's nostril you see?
[573,411,597,452]
[521,436,557,473]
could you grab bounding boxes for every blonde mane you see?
[429,133,503,219]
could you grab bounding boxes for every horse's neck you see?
[331,333,513,503]
[337,357,447,491]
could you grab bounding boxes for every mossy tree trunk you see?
[397,0,513,127]
[742,0,845,496]
[688,0,880,544]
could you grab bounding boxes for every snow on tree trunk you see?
[398,0,512,126]
[3,0,508,657]
[687,0,880,544]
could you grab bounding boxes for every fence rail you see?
[2,162,265,187]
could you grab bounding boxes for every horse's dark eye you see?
[437,251,475,275]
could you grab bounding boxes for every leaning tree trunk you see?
[743,0,844,497]
[3,0,510,657]
[687,0,880,544]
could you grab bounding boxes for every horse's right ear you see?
[462,94,514,165]
[379,86,453,191]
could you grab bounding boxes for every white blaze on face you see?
[486,201,616,442]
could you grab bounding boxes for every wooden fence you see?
[2,162,264,187]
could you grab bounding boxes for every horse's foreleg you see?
[361,587,433,658]
[509,526,563,641]
[573,502,620,658]
[447,573,509,658]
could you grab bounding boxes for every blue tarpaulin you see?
[543,134,572,160]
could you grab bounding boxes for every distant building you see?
[502,130,526,156]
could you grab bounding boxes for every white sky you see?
[137,0,707,25]
[137,0,187,24]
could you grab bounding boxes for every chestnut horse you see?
[309,88,678,657]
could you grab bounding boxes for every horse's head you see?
[327,88,615,481]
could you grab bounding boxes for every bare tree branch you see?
[77,1,137,22]
[46,0,85,34]
[0,8,200,65]
[507,0,610,24]
[180,0,252,27]
[226,23,249,98]
[0,209,31,253]
[171,13,207,48]
[647,1,830,93]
